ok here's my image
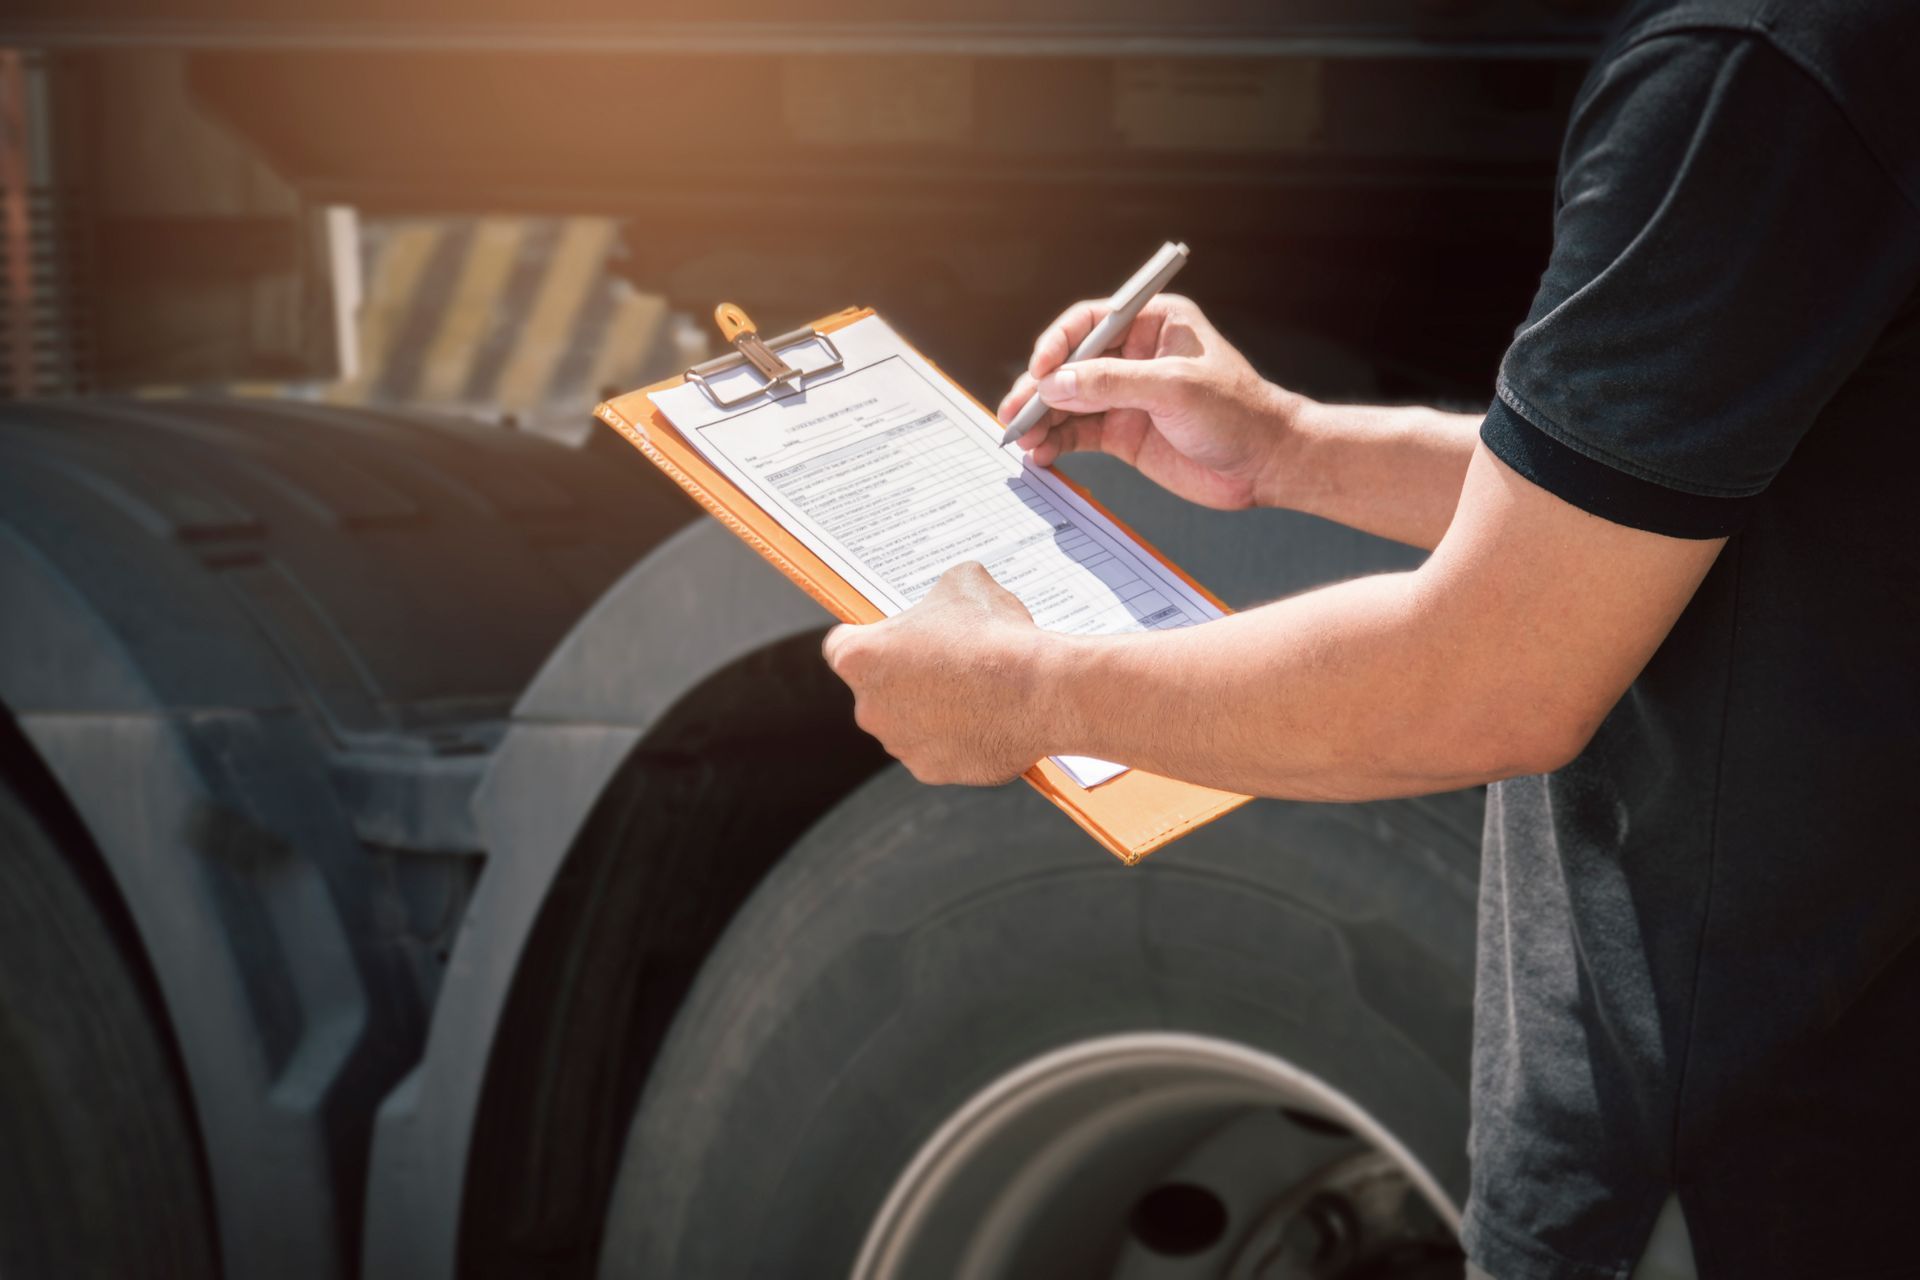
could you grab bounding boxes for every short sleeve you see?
[1482,28,1920,538]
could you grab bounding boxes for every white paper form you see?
[653,316,1224,789]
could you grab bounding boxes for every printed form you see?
[652,316,1224,789]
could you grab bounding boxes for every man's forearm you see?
[1259,398,1483,551]
[1031,569,1557,802]
[829,445,1719,796]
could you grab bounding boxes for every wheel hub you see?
[853,1032,1460,1280]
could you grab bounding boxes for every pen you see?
[999,240,1191,447]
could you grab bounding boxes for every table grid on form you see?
[757,400,1193,636]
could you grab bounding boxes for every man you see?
[822,1,1918,1277]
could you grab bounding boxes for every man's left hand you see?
[822,563,1047,786]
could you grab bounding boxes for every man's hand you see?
[1002,293,1486,550]
[997,295,1297,511]
[822,563,1049,786]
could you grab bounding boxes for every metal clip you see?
[685,303,845,410]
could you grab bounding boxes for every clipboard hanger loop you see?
[686,302,845,410]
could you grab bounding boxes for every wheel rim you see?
[852,1032,1460,1280]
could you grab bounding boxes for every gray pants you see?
[1467,1195,1695,1280]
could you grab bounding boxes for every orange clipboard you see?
[593,303,1251,864]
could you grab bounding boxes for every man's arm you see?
[823,443,1723,799]
[828,25,1919,798]
[1261,400,1481,552]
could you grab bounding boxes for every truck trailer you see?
[0,3,1619,1275]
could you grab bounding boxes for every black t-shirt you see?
[1466,3,1920,1278]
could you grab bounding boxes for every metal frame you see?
[685,325,846,410]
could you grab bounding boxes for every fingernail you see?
[1038,369,1077,402]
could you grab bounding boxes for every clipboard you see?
[594,304,1251,864]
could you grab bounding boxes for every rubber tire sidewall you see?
[0,776,217,1280]
[599,768,1481,1279]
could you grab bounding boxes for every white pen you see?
[999,240,1191,447]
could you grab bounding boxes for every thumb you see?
[1036,357,1181,416]
[821,622,866,672]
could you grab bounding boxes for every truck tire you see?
[0,777,217,1280]
[598,767,1480,1279]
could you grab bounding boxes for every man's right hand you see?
[996,295,1298,511]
